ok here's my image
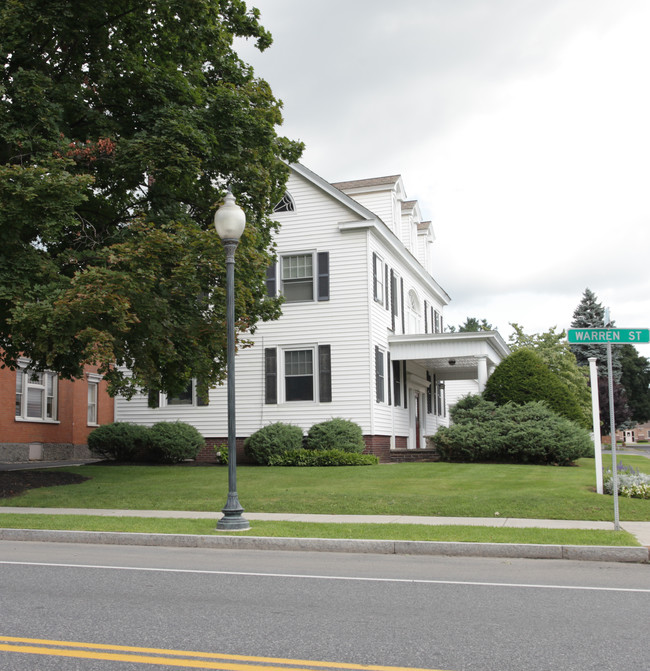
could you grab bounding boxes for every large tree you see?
[0,0,303,398]
[509,323,591,426]
[570,288,622,381]
[619,344,650,423]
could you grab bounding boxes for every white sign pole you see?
[605,309,620,530]
[588,357,603,494]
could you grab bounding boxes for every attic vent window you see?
[273,192,295,213]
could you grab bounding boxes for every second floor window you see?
[267,252,330,302]
[282,254,314,302]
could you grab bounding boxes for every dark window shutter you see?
[392,360,401,407]
[197,380,209,407]
[372,252,378,301]
[424,300,428,333]
[375,346,384,403]
[390,269,396,331]
[147,390,160,408]
[318,345,331,402]
[385,264,389,310]
[403,361,407,408]
[387,352,392,406]
[426,372,432,413]
[400,278,405,333]
[264,348,277,404]
[266,263,277,297]
[317,252,330,301]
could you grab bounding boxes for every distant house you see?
[115,163,509,462]
[0,358,113,462]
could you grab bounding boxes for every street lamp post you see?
[214,190,250,531]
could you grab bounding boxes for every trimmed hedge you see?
[431,395,592,466]
[267,449,378,466]
[148,421,204,464]
[87,422,150,461]
[244,422,303,465]
[305,418,365,453]
[88,421,203,463]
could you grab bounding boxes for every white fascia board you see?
[389,331,511,361]
[288,162,451,305]
[289,162,380,222]
[339,219,451,306]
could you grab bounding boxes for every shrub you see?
[244,422,303,465]
[267,449,378,466]
[432,396,592,465]
[87,422,150,461]
[305,418,366,453]
[148,421,204,464]
[604,462,650,499]
[484,349,588,427]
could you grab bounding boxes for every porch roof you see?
[388,331,511,381]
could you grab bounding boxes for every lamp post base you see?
[216,498,250,531]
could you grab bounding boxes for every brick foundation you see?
[198,437,251,464]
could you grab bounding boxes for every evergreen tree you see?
[0,0,303,398]
[619,344,650,423]
[570,288,622,381]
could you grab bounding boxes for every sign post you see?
[568,320,649,531]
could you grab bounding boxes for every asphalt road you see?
[0,541,648,670]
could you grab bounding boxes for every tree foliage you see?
[447,317,493,333]
[509,323,591,426]
[483,349,589,427]
[619,344,650,423]
[570,288,622,381]
[0,0,303,398]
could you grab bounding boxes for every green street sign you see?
[568,328,650,344]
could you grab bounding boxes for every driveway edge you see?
[1,528,648,563]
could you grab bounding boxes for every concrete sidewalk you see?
[1,506,648,563]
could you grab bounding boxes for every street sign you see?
[567,328,650,344]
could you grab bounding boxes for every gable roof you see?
[331,175,401,190]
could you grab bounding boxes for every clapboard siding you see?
[115,163,453,446]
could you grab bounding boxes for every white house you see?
[115,162,509,462]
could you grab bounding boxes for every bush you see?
[267,449,378,466]
[431,396,592,466]
[244,422,304,465]
[484,349,588,427]
[305,418,366,453]
[604,462,650,499]
[148,421,204,464]
[87,422,150,461]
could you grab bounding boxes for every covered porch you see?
[388,331,510,453]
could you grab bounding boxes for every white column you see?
[477,357,488,392]
[588,357,603,495]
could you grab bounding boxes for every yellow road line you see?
[0,636,448,671]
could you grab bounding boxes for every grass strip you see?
[2,457,649,521]
[0,514,639,546]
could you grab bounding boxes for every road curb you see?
[1,528,648,563]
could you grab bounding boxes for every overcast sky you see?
[236,0,650,345]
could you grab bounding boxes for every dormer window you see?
[273,192,295,213]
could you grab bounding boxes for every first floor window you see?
[148,379,209,408]
[285,349,314,401]
[88,381,98,425]
[265,345,332,403]
[15,368,58,421]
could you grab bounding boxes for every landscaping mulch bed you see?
[0,470,90,499]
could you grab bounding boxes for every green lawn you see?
[2,456,649,522]
[0,514,638,546]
